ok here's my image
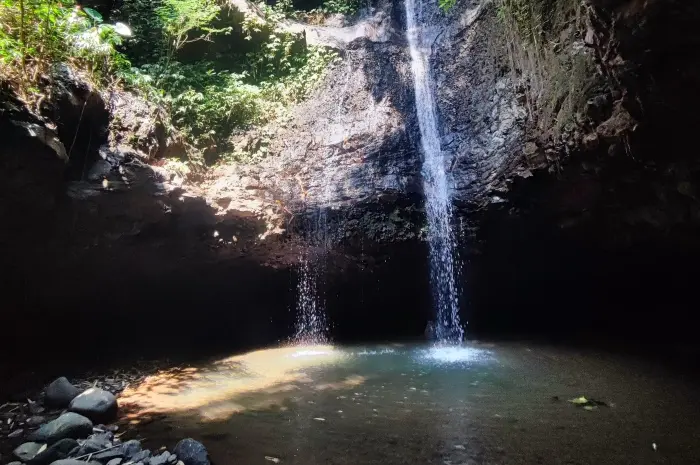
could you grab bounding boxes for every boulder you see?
[28,438,78,465]
[173,439,210,465]
[14,442,45,462]
[68,388,118,423]
[29,412,93,444]
[45,377,80,408]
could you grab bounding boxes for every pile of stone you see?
[3,378,210,465]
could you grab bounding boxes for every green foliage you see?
[320,0,362,15]
[438,0,457,13]
[0,0,130,102]
[1,0,337,166]
[111,0,166,64]
[157,0,230,59]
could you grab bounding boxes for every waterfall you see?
[294,179,333,344]
[404,0,464,343]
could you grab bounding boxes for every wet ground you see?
[118,342,700,465]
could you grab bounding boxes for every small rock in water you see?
[264,456,281,463]
[29,412,93,444]
[167,454,178,464]
[8,462,23,465]
[106,459,123,465]
[45,377,81,408]
[27,438,78,465]
[312,418,325,422]
[69,388,118,424]
[454,445,465,450]
[173,438,210,465]
[8,428,24,438]
[13,442,45,462]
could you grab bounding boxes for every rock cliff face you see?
[2,0,700,360]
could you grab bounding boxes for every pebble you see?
[27,416,47,427]
[8,428,24,438]
[107,459,123,465]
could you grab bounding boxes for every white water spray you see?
[404,0,464,343]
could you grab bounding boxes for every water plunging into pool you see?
[404,0,464,342]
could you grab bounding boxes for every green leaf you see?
[568,396,589,405]
[83,7,104,23]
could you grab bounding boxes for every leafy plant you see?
[0,1,131,102]
[438,0,456,12]
[156,0,230,62]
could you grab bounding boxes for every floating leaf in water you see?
[265,456,281,463]
[568,396,609,410]
[569,396,589,405]
[313,417,325,422]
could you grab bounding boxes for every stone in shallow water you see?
[45,377,80,408]
[13,442,45,462]
[8,428,24,438]
[172,439,210,465]
[69,388,118,424]
[106,459,123,465]
[29,413,93,444]
[28,438,78,465]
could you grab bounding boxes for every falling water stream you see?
[405,0,464,342]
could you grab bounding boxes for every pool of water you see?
[120,343,700,464]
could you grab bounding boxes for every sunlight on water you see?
[119,345,346,421]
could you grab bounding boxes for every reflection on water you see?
[121,343,700,465]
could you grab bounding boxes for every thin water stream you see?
[404,0,464,341]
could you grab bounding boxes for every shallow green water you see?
[123,343,700,465]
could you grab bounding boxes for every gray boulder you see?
[29,412,93,444]
[45,377,80,408]
[173,439,210,465]
[14,442,45,462]
[28,438,78,465]
[68,388,118,423]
